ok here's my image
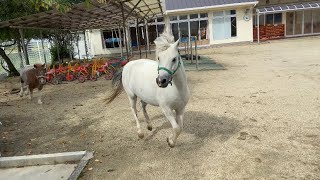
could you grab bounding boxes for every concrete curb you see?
[0,151,94,180]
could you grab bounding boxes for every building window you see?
[200,13,208,18]
[190,14,199,19]
[169,13,209,45]
[266,14,273,24]
[213,10,237,40]
[274,13,282,24]
[103,30,123,48]
[180,15,188,20]
[313,10,320,33]
[170,16,178,21]
[157,17,164,22]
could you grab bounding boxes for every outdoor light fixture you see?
[244,9,250,21]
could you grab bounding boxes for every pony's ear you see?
[173,39,180,48]
[42,63,45,67]
[153,39,159,46]
[34,64,37,68]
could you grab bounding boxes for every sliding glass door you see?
[294,11,303,35]
[286,10,320,36]
[286,12,294,36]
[313,10,320,33]
[304,10,312,34]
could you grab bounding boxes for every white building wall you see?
[210,7,254,45]
[165,5,255,46]
[72,29,123,59]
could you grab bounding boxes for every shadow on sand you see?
[145,111,241,144]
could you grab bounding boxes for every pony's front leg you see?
[23,85,30,96]
[29,89,33,100]
[161,106,181,148]
[37,89,43,105]
[176,108,185,130]
[19,83,24,97]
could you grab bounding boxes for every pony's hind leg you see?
[141,101,152,131]
[128,95,144,139]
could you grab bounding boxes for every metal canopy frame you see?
[255,1,320,43]
[0,0,163,63]
[0,0,163,31]
[256,2,320,14]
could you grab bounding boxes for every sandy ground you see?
[1,36,320,179]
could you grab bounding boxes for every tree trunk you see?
[0,47,20,76]
[24,40,30,65]
[17,39,24,68]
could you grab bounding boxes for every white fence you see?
[0,39,51,75]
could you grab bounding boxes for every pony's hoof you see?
[38,101,43,105]
[147,125,152,131]
[138,133,144,139]
[166,138,175,148]
[19,93,23,97]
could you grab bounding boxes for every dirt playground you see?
[1,36,320,179]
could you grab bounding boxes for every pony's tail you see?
[104,71,123,104]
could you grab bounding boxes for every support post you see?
[114,28,120,57]
[69,33,73,61]
[76,34,80,61]
[136,18,141,58]
[121,3,129,59]
[83,30,88,60]
[127,25,132,57]
[36,41,42,63]
[190,37,193,64]
[56,38,61,63]
[17,39,24,68]
[118,26,123,57]
[40,30,47,65]
[145,20,151,55]
[257,12,260,44]
[195,36,198,71]
[144,24,147,58]
[19,29,29,65]
[111,29,115,48]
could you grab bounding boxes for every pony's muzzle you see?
[37,76,47,84]
[156,75,172,88]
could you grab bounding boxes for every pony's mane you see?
[154,30,175,58]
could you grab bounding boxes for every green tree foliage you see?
[0,0,92,76]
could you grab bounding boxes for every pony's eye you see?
[172,58,176,63]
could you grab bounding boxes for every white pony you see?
[106,28,190,147]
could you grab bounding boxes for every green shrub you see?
[50,43,72,63]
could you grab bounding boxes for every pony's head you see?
[33,63,46,85]
[154,29,181,88]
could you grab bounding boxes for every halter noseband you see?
[33,68,46,82]
[36,75,47,79]
[157,58,181,86]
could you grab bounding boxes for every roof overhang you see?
[256,1,320,14]
[0,0,163,31]
[165,1,259,15]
